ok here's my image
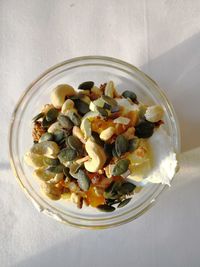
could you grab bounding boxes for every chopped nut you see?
[32,122,46,142]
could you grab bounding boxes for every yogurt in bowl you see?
[9,56,180,228]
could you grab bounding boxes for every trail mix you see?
[24,81,164,212]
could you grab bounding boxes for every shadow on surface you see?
[140,33,200,152]
[13,146,200,267]
[0,161,10,170]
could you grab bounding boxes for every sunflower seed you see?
[32,112,45,122]
[57,115,74,130]
[47,164,64,173]
[117,198,132,208]
[97,204,115,212]
[43,157,60,166]
[115,135,129,157]
[77,169,91,191]
[58,148,77,162]
[39,132,54,142]
[46,108,59,122]
[112,159,130,176]
[78,81,94,90]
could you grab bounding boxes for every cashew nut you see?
[61,99,74,114]
[51,84,76,108]
[100,127,115,141]
[122,127,135,140]
[30,141,60,158]
[84,138,106,172]
[72,126,86,144]
[48,122,63,133]
[80,118,91,139]
[24,152,45,168]
[144,105,164,122]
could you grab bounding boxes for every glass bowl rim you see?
[9,55,181,229]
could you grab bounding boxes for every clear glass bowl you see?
[9,56,181,229]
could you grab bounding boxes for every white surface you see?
[1,1,200,266]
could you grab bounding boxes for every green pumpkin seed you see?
[74,99,90,115]
[112,159,130,176]
[67,112,81,126]
[97,204,115,212]
[57,115,74,130]
[103,103,111,110]
[118,182,136,195]
[112,147,118,158]
[68,135,83,151]
[53,130,66,144]
[101,95,117,107]
[46,108,59,122]
[39,132,54,142]
[135,120,154,138]
[43,157,60,166]
[104,181,120,199]
[96,106,108,117]
[78,81,94,90]
[63,167,74,181]
[42,117,53,128]
[117,198,132,208]
[115,135,129,157]
[32,112,45,122]
[122,90,137,102]
[104,143,114,157]
[111,105,120,113]
[47,164,64,173]
[128,137,139,152]
[77,169,91,191]
[58,148,77,162]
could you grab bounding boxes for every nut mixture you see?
[24,81,164,212]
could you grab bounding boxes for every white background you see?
[1,1,200,266]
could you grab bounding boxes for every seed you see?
[103,103,111,110]
[135,120,154,138]
[101,95,117,106]
[46,108,59,122]
[67,112,81,126]
[58,148,77,162]
[68,135,83,151]
[42,117,52,128]
[97,204,115,212]
[39,132,54,142]
[117,198,132,208]
[118,182,136,195]
[43,157,60,166]
[112,159,130,176]
[53,130,66,144]
[63,167,74,181]
[104,181,119,199]
[78,81,94,90]
[104,143,114,157]
[32,112,45,122]
[122,90,137,102]
[96,106,108,117]
[57,115,74,130]
[112,147,118,158]
[47,164,64,173]
[77,169,91,191]
[74,99,90,115]
[128,137,139,152]
[111,105,120,113]
[115,135,129,157]
[92,132,105,147]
